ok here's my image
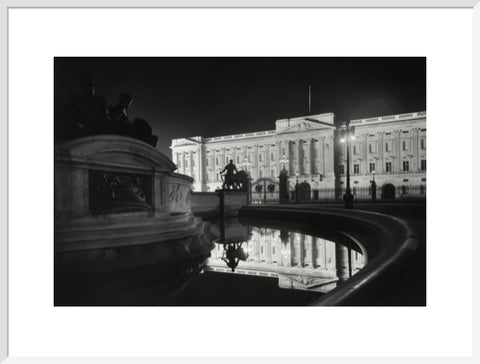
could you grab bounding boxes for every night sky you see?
[54,57,426,157]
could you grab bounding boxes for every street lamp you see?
[279,154,289,172]
[263,166,267,204]
[242,155,253,204]
[371,170,377,201]
[340,120,355,209]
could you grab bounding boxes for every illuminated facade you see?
[171,111,426,199]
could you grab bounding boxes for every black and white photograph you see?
[54,57,426,306]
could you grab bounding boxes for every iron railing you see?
[250,185,426,204]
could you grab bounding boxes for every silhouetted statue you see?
[57,78,109,140]
[56,80,160,148]
[221,242,248,272]
[370,179,377,201]
[220,160,238,190]
[107,93,134,136]
[133,118,159,147]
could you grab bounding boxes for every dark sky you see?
[54,57,426,156]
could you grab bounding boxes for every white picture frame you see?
[2,0,479,363]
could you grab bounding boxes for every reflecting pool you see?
[205,221,366,294]
[54,218,367,306]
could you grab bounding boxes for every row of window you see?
[203,152,278,167]
[339,160,426,174]
[204,168,278,182]
[351,138,426,155]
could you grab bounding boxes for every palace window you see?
[353,144,359,155]
[403,161,410,171]
[215,157,219,166]
[369,163,376,173]
[205,158,209,166]
[248,155,252,163]
[421,138,426,150]
[259,170,263,178]
[339,165,345,175]
[385,141,391,152]
[192,159,195,167]
[421,159,426,171]
[402,140,410,151]
[369,143,376,153]
[271,152,275,161]
[353,164,360,174]
[259,153,263,162]
[386,162,392,172]
[271,169,275,177]
[185,159,189,167]
[236,155,240,163]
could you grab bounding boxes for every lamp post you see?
[263,166,267,204]
[371,170,377,202]
[279,154,289,172]
[340,120,355,209]
[278,154,289,203]
[242,155,252,204]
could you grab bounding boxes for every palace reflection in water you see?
[206,222,367,294]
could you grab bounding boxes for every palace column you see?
[298,139,303,175]
[378,132,384,173]
[307,138,313,176]
[394,130,402,172]
[335,244,349,281]
[289,233,295,267]
[310,138,315,176]
[362,133,368,175]
[284,140,290,175]
[275,140,281,175]
[198,144,204,190]
[292,139,300,176]
[298,234,305,267]
[412,128,420,171]
[326,135,334,177]
[319,137,325,177]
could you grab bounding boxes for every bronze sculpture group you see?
[220,160,248,191]
[55,79,158,147]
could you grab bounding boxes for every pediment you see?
[276,120,327,135]
[171,137,203,148]
[172,140,200,147]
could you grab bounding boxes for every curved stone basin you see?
[238,205,419,306]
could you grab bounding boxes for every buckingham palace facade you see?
[170,111,426,200]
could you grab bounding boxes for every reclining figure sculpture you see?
[55,78,159,147]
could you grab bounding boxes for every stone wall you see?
[54,135,202,252]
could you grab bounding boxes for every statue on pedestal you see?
[57,78,109,140]
[220,160,248,190]
[56,79,159,147]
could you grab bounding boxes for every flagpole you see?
[308,85,311,114]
